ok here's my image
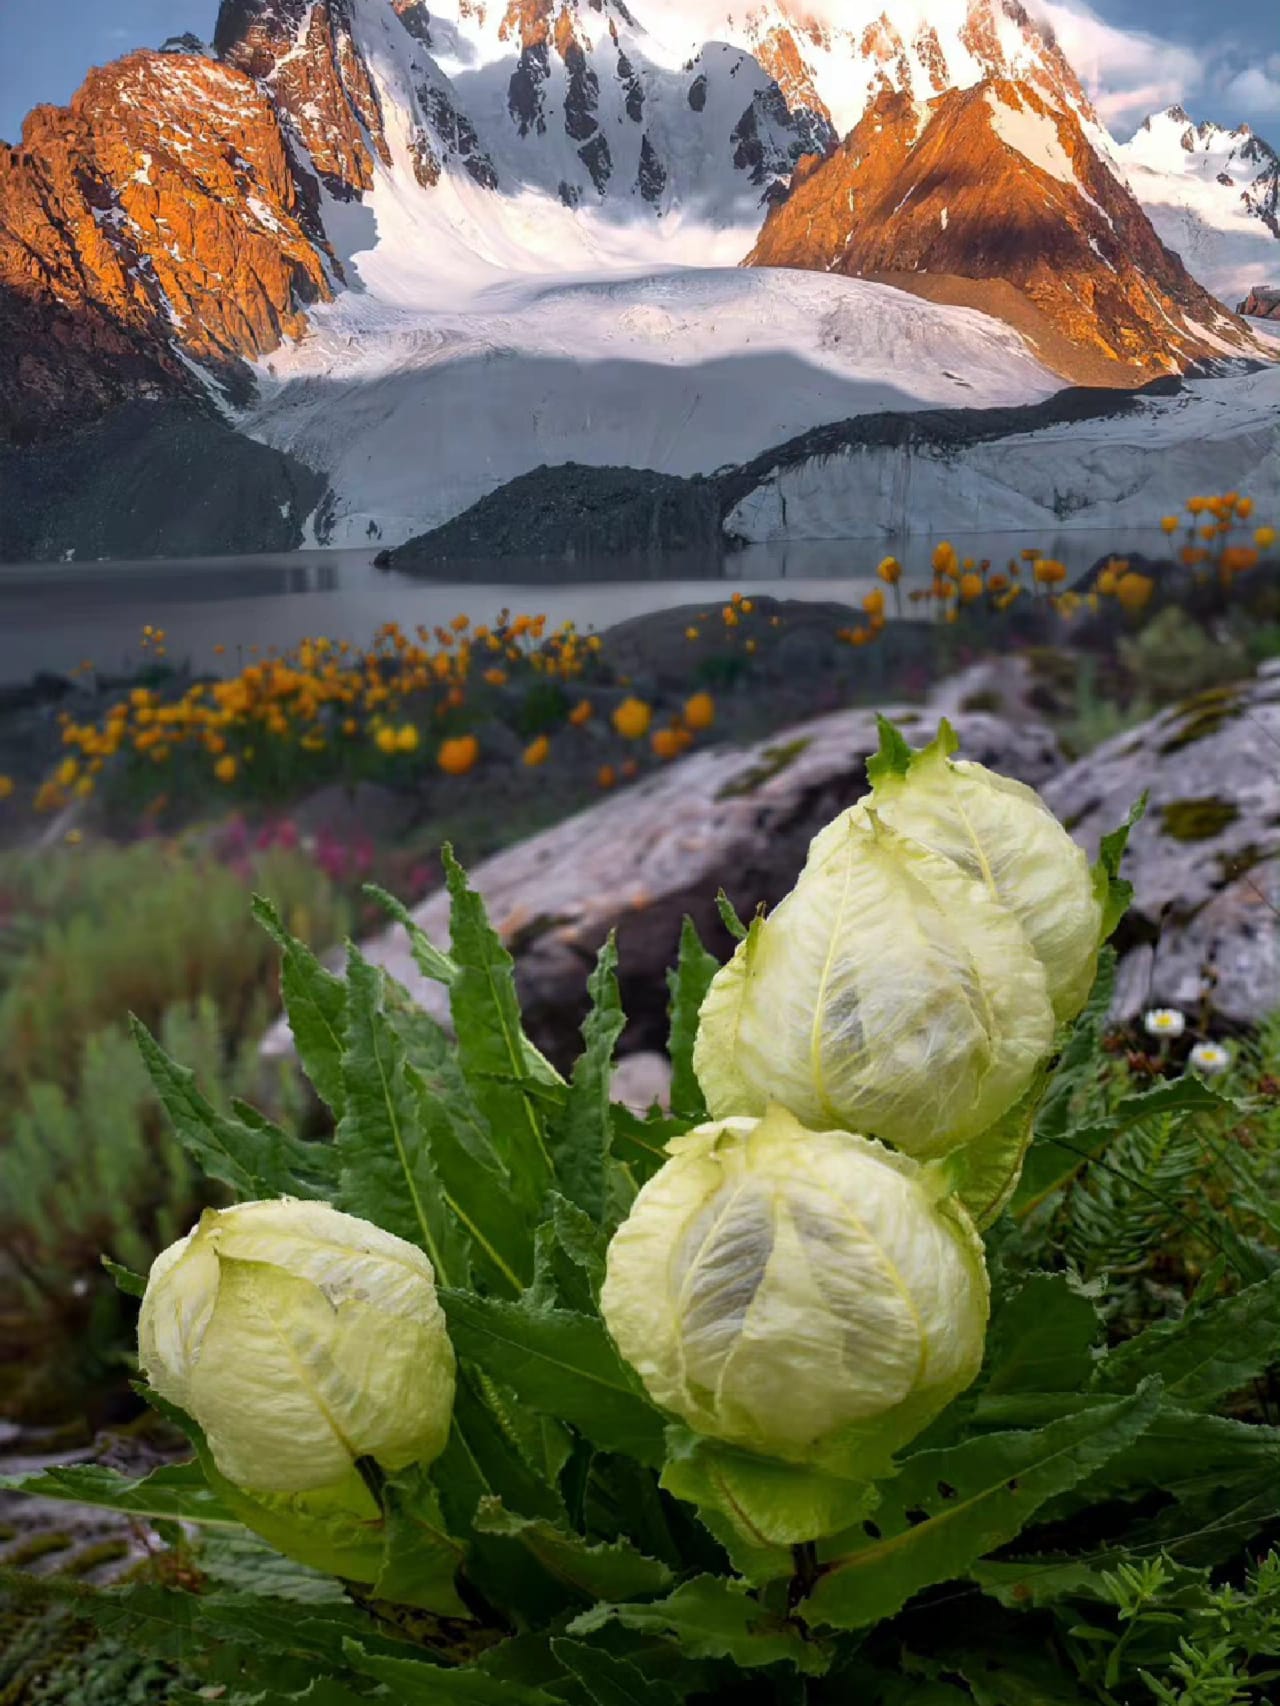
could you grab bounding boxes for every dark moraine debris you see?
[377,462,724,568]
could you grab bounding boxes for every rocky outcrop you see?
[264,705,1063,1068]
[0,51,331,441]
[378,462,725,565]
[1043,669,1280,1027]
[215,0,390,197]
[746,79,1258,378]
[1240,286,1280,321]
[0,400,327,562]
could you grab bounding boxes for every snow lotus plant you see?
[694,719,1124,1214]
[8,732,1221,1706]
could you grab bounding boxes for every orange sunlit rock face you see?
[0,50,332,437]
[746,79,1256,376]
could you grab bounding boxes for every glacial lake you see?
[0,527,1178,686]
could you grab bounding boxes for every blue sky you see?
[1,0,1277,145]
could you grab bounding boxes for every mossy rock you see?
[1159,797,1241,842]
[716,738,811,800]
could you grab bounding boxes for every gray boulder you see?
[264,700,1063,1069]
[1042,666,1280,1026]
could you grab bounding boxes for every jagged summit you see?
[0,0,1269,457]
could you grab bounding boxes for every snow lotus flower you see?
[694,799,1056,1159]
[823,719,1104,1025]
[139,1199,456,1498]
[695,720,1107,1158]
[600,1107,988,1468]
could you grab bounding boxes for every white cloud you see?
[1218,59,1280,117]
[1029,0,1202,131]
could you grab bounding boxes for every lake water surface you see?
[0,526,1174,686]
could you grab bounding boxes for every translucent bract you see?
[694,809,1056,1157]
[826,723,1102,1024]
[600,1108,989,1467]
[139,1199,456,1496]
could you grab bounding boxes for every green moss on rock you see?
[1159,797,1241,842]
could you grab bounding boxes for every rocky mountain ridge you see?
[0,0,1274,552]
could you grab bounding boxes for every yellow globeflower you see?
[569,699,593,726]
[1257,526,1277,551]
[1160,515,1179,534]
[612,697,652,740]
[396,724,420,754]
[523,735,551,768]
[877,555,902,584]
[683,691,715,731]
[56,757,79,787]
[862,587,886,619]
[0,776,14,800]
[438,734,480,776]
[958,572,983,603]
[214,755,238,784]
[1115,572,1155,613]
[374,726,399,756]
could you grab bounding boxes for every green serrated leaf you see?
[101,1253,147,1297]
[474,1498,672,1599]
[1091,794,1146,941]
[982,1275,1102,1397]
[804,1382,1163,1630]
[610,1105,684,1189]
[131,1016,336,1200]
[569,1575,829,1674]
[666,917,718,1120]
[343,1642,558,1703]
[439,1292,667,1466]
[365,883,459,985]
[442,846,562,1215]
[373,1468,469,1616]
[714,890,748,942]
[252,895,349,1119]
[866,713,916,786]
[335,947,472,1288]
[1094,1269,1280,1408]
[0,1459,238,1530]
[550,1639,681,1706]
[547,934,625,1221]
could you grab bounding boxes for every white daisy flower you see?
[1144,1008,1186,1039]
[1188,1040,1230,1075]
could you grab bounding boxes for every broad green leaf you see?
[549,1193,608,1296]
[547,935,625,1221]
[101,1254,147,1297]
[666,917,717,1120]
[982,1275,1102,1396]
[440,1292,667,1466]
[365,883,459,986]
[131,1016,335,1200]
[661,1430,873,1585]
[803,1382,1162,1630]
[335,948,472,1288]
[195,1528,348,1602]
[1094,1269,1280,1409]
[252,895,349,1118]
[569,1575,829,1674]
[610,1105,684,1188]
[343,1642,558,1703]
[1065,1407,1280,1504]
[0,1459,238,1530]
[550,1640,681,1706]
[373,1468,468,1617]
[474,1498,673,1599]
[138,1388,387,1584]
[434,1368,566,1532]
